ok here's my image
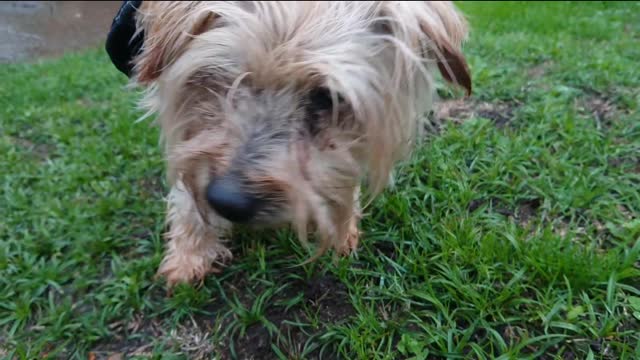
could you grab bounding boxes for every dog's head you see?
[130,1,471,251]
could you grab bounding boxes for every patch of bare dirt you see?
[468,197,542,227]
[91,314,217,360]
[577,96,618,125]
[136,174,166,199]
[574,91,632,129]
[220,272,354,360]
[433,99,519,130]
[9,136,55,161]
[372,239,399,260]
[470,195,632,251]
[608,157,640,174]
[517,198,542,228]
[527,60,554,79]
[90,317,170,359]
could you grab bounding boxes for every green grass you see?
[1,1,639,359]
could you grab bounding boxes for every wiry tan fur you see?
[128,1,471,287]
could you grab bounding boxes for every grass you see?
[1,1,639,359]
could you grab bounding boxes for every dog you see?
[117,1,471,287]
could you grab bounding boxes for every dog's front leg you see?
[337,185,362,255]
[157,179,232,287]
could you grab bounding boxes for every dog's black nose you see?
[206,177,259,223]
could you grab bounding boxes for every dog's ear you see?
[419,2,472,96]
[134,2,218,84]
[377,1,472,96]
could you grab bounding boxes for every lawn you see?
[1,1,639,359]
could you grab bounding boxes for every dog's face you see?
[131,1,470,247]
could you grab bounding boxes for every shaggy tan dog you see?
[128,1,471,287]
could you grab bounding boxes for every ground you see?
[1,1,639,359]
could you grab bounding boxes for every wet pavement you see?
[0,1,122,63]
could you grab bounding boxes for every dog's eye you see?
[305,87,347,136]
[308,87,344,112]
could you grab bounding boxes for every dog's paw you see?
[337,220,361,256]
[156,264,220,289]
[155,252,226,288]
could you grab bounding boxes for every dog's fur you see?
[128,1,471,286]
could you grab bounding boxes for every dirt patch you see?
[136,174,167,199]
[624,23,639,39]
[86,322,147,358]
[608,156,640,175]
[578,96,618,125]
[305,275,355,323]
[90,278,350,360]
[9,136,55,161]
[517,198,542,227]
[222,273,354,360]
[433,99,518,130]
[372,239,399,260]
[90,309,224,360]
[468,197,542,226]
[90,317,165,359]
[584,338,621,360]
[574,91,631,129]
[499,325,525,346]
[549,209,639,252]
[527,60,554,79]
[468,197,512,217]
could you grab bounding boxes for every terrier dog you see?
[118,1,471,287]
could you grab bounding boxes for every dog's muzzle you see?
[206,176,262,223]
